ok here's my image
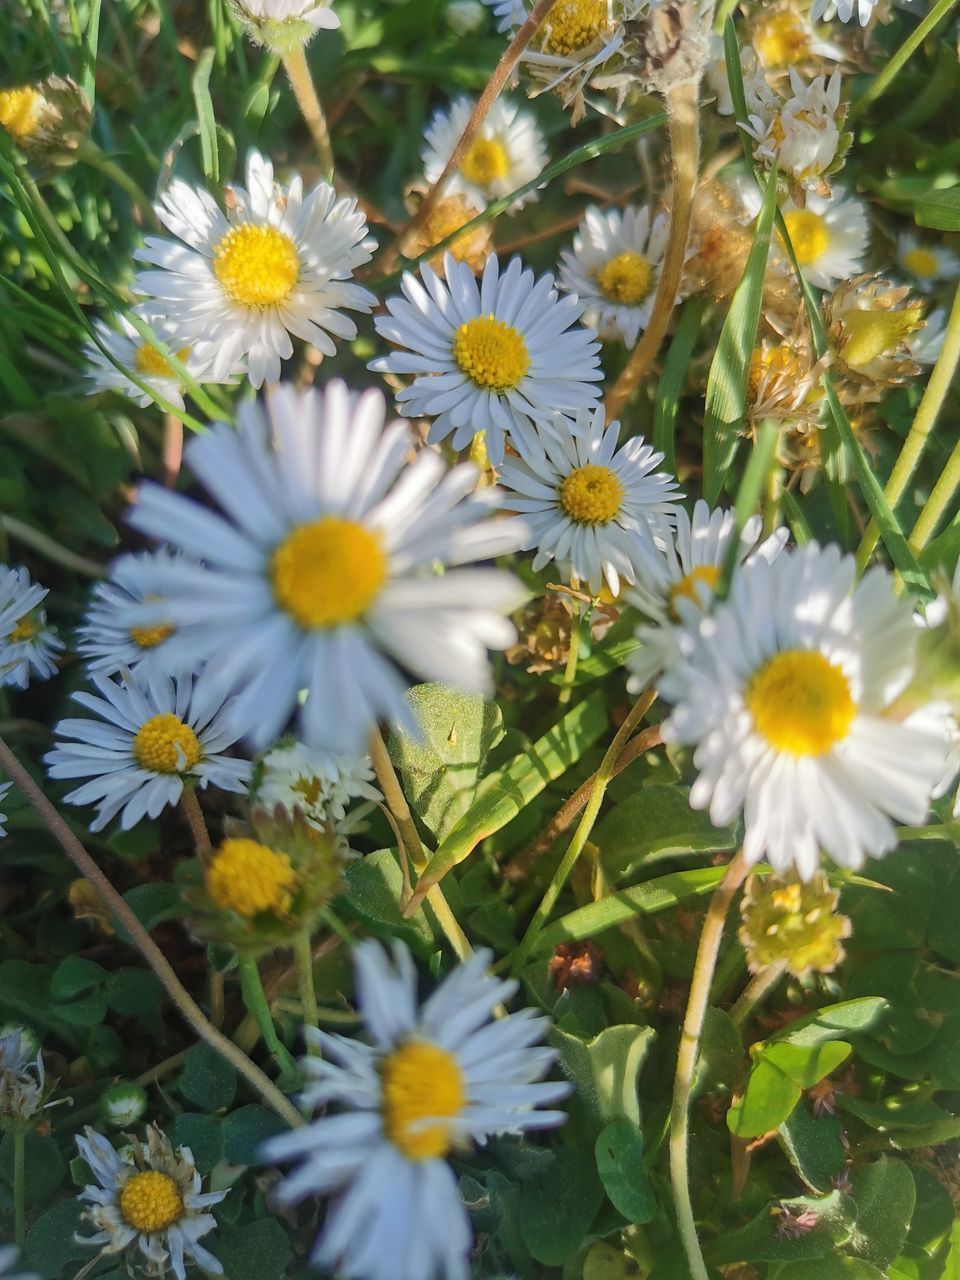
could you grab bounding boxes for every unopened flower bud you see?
[101,1081,148,1128]
[446,0,487,36]
[231,0,340,51]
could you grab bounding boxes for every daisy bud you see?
[0,76,90,174]
[101,1082,148,1128]
[445,0,487,35]
[739,872,851,978]
[230,0,340,51]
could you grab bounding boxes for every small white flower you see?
[421,96,547,215]
[897,231,960,294]
[445,0,491,37]
[134,150,376,388]
[234,0,341,30]
[658,543,956,878]
[0,1027,44,1121]
[559,204,672,348]
[810,0,878,25]
[45,671,250,832]
[371,253,602,466]
[743,69,846,191]
[499,407,681,595]
[480,0,526,31]
[0,565,62,691]
[750,4,845,70]
[742,186,870,289]
[255,740,381,833]
[76,1125,226,1280]
[124,382,527,754]
[260,939,568,1280]
[76,551,187,680]
[0,1248,39,1280]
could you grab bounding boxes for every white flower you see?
[518,0,643,114]
[421,96,547,215]
[371,253,602,466]
[0,1249,37,1280]
[499,407,681,595]
[658,543,955,878]
[260,939,568,1280]
[124,382,527,754]
[76,1126,226,1280]
[0,1027,44,1121]
[83,313,239,411]
[810,0,877,25]
[480,0,526,31]
[897,231,960,294]
[134,150,376,388]
[45,671,251,832]
[778,190,869,289]
[234,0,341,31]
[626,500,788,690]
[0,565,62,691]
[743,69,846,191]
[559,204,673,348]
[76,551,187,680]
[255,740,381,833]
[750,4,845,70]
[0,780,9,837]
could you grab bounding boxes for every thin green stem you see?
[908,437,960,552]
[76,139,157,227]
[730,961,787,1029]
[238,954,299,1078]
[293,930,319,1030]
[13,1124,25,1248]
[282,45,334,178]
[857,280,960,570]
[1,514,104,578]
[851,0,960,119]
[558,578,581,708]
[369,727,426,871]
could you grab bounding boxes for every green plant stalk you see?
[719,419,780,595]
[851,0,960,119]
[730,961,787,1029]
[76,138,157,227]
[13,1124,25,1248]
[282,44,335,178]
[908,436,960,552]
[1,514,104,579]
[238,954,300,1077]
[857,280,960,570]
[293,929,319,1030]
[558,575,582,707]
[509,689,656,975]
[670,851,749,1280]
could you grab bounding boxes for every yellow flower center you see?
[540,0,608,56]
[272,516,387,629]
[667,564,721,619]
[460,138,509,188]
[213,223,299,308]
[0,87,44,141]
[10,616,36,642]
[452,315,530,393]
[902,246,940,279]
[134,343,191,379]
[782,209,830,266]
[559,464,624,525]
[753,11,811,67]
[748,343,807,401]
[132,713,202,774]
[381,1040,466,1161]
[206,837,295,918]
[596,251,654,306]
[293,774,324,807]
[840,306,924,372]
[130,622,175,649]
[119,1170,184,1234]
[746,649,855,756]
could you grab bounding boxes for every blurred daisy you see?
[76,1125,226,1280]
[909,306,947,365]
[811,0,877,24]
[749,3,844,70]
[371,253,602,466]
[480,0,526,30]
[0,565,62,691]
[499,407,681,596]
[0,1248,39,1280]
[125,382,527,754]
[559,204,671,348]
[45,671,250,832]
[76,550,185,680]
[897,232,960,294]
[743,69,847,192]
[422,96,547,215]
[627,501,789,690]
[134,149,375,388]
[776,190,870,289]
[254,739,381,835]
[658,543,955,878]
[0,1026,44,1121]
[260,939,568,1280]
[232,0,341,36]
[84,313,238,411]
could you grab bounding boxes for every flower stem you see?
[558,578,582,707]
[369,726,426,871]
[180,786,211,858]
[670,850,749,1280]
[730,960,786,1029]
[850,0,960,119]
[238,954,299,1078]
[604,79,700,423]
[0,735,303,1130]
[857,279,960,570]
[908,435,960,553]
[282,44,334,178]
[293,929,319,1030]
[76,138,157,227]
[13,1124,25,1248]
[1,514,103,579]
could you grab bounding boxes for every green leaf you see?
[179,1042,238,1112]
[25,1199,89,1279]
[192,48,220,182]
[779,1103,847,1192]
[519,1147,604,1266]
[389,684,504,841]
[119,883,182,936]
[0,1131,66,1206]
[597,785,738,878]
[341,847,436,954]
[223,1105,289,1166]
[775,1260,885,1280]
[765,1041,852,1089]
[652,297,705,475]
[727,1056,802,1139]
[594,1119,656,1224]
[939,1220,960,1279]
[692,1006,743,1099]
[550,1023,656,1129]
[914,187,960,231]
[772,997,889,1047]
[845,1157,917,1270]
[214,1219,293,1280]
[707,1191,856,1265]
[168,1113,225,1174]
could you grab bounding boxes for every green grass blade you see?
[652,296,705,476]
[192,48,221,184]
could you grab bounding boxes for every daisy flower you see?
[254,739,381,834]
[657,543,955,878]
[371,253,602,466]
[897,231,960,294]
[742,69,848,192]
[124,382,527,754]
[0,565,62,691]
[559,204,672,348]
[775,190,870,289]
[498,406,681,596]
[421,96,547,215]
[76,1126,226,1280]
[134,149,376,388]
[84,313,239,411]
[45,671,251,832]
[0,1249,39,1280]
[232,0,341,36]
[76,550,186,680]
[749,3,844,71]
[626,500,788,690]
[480,0,526,31]
[260,939,568,1280]
[811,0,878,24]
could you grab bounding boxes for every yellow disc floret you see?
[596,251,654,306]
[746,649,855,756]
[382,1040,466,1161]
[753,10,811,68]
[206,837,295,918]
[130,622,175,649]
[452,315,530,392]
[559,464,624,525]
[902,247,940,279]
[541,0,607,56]
[460,138,509,188]
[840,305,924,372]
[135,343,191,379]
[668,565,721,619]
[782,209,830,266]
[213,223,299,307]
[739,872,851,977]
[132,713,202,774]
[0,87,44,141]
[10,615,37,642]
[119,1170,184,1234]
[272,516,387,629]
